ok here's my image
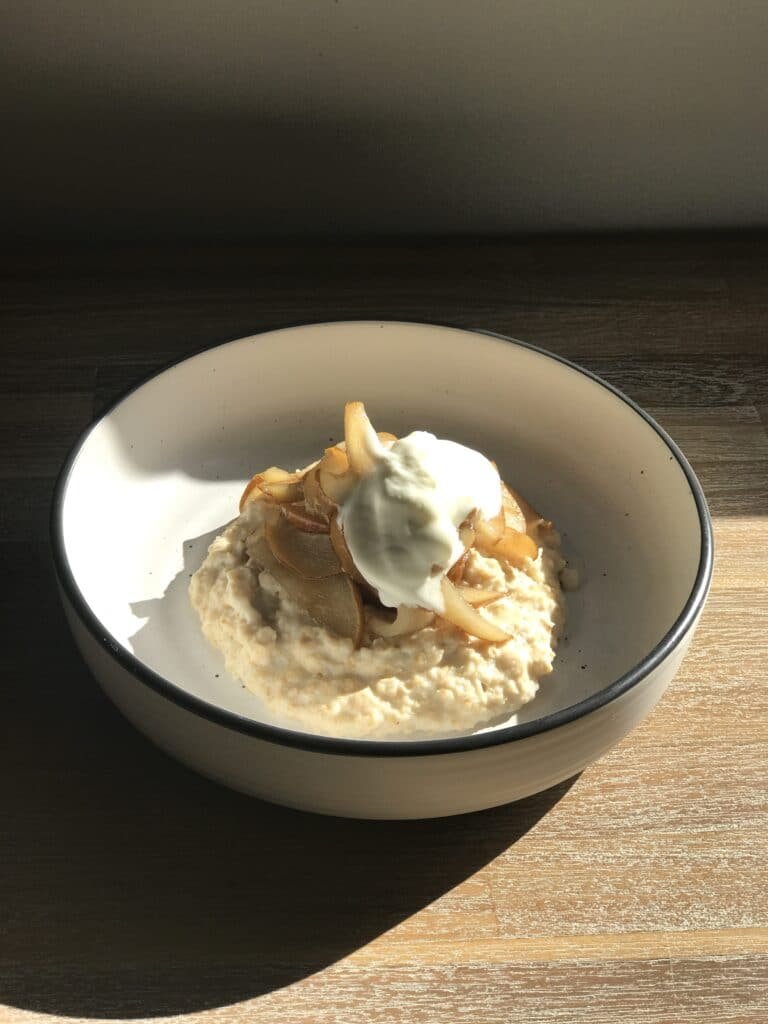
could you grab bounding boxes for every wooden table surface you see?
[1,236,766,1023]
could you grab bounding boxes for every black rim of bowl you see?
[51,321,714,757]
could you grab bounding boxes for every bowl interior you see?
[59,322,704,739]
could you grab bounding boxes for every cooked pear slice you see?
[240,474,266,512]
[330,433,395,449]
[260,477,305,503]
[475,514,538,568]
[305,459,354,509]
[368,606,434,638]
[240,466,304,508]
[459,521,476,549]
[265,516,341,579]
[501,484,527,534]
[261,466,295,481]
[281,502,330,534]
[344,401,380,476]
[499,483,554,553]
[318,466,355,504]
[504,484,553,538]
[328,517,382,601]
[250,535,364,646]
[505,484,541,528]
[328,516,361,578]
[439,577,510,643]
[492,527,539,567]
[320,444,349,476]
[447,549,470,584]
[314,417,393,504]
[456,587,505,607]
[475,508,505,551]
[448,512,478,582]
[304,466,338,516]
[326,433,394,475]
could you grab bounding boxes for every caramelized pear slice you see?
[261,466,295,482]
[368,606,434,638]
[456,587,505,607]
[240,467,305,508]
[446,549,470,584]
[240,474,266,512]
[304,466,337,516]
[320,444,349,476]
[344,401,380,476]
[501,484,527,534]
[281,502,330,534]
[331,433,395,448]
[319,466,355,505]
[250,535,364,646]
[439,577,510,643]
[316,416,393,503]
[492,527,539,567]
[324,433,393,475]
[475,508,505,551]
[329,516,366,582]
[260,478,305,503]
[504,484,553,538]
[459,522,476,550]
[265,516,341,579]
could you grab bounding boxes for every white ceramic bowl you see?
[52,322,713,819]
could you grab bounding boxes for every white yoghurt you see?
[338,430,502,612]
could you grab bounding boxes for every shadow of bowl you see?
[1,665,577,1019]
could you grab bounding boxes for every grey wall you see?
[3,1,767,239]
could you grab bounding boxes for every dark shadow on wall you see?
[3,109,761,241]
[1,114,494,240]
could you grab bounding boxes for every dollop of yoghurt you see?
[338,429,502,612]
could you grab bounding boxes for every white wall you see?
[3,1,767,237]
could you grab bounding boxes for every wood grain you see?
[0,235,766,1024]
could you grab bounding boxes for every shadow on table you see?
[0,708,577,1019]
[1,546,579,1019]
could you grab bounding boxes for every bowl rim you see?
[51,320,714,757]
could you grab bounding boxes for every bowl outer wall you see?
[51,322,714,815]
[62,588,701,819]
[52,322,714,755]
